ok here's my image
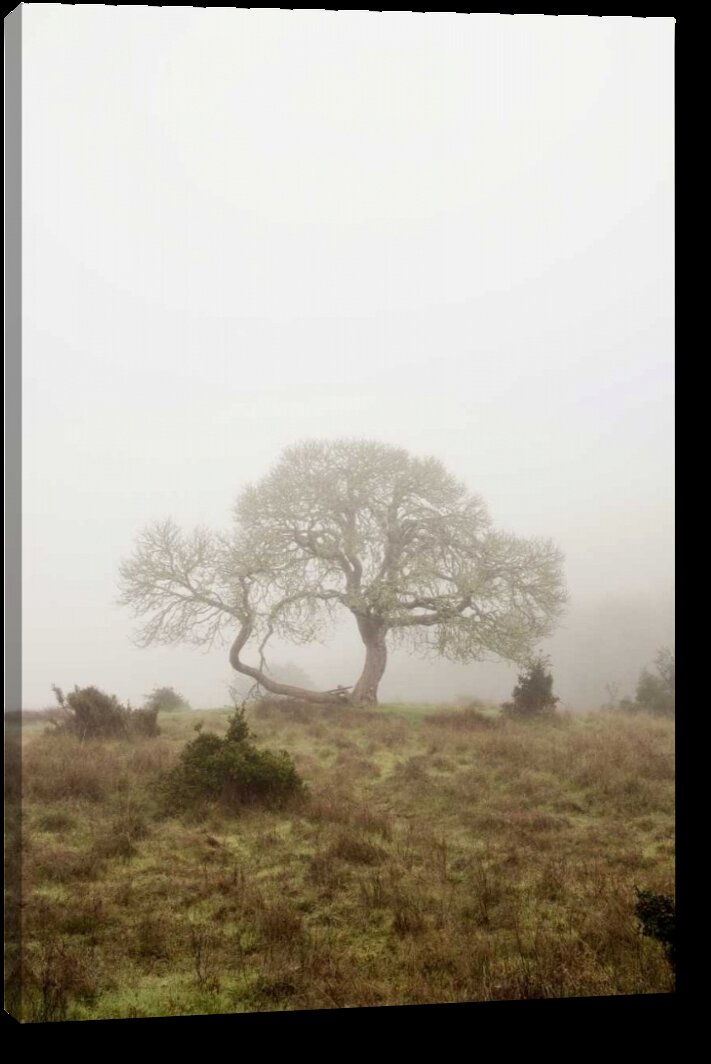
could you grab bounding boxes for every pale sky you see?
[20,9,674,709]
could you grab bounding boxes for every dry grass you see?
[9,701,675,1020]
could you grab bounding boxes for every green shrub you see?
[159,707,306,812]
[52,685,129,738]
[502,655,559,719]
[49,685,160,740]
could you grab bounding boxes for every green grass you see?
[8,701,675,1020]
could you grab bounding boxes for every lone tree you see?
[119,440,567,707]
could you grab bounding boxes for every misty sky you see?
[20,9,674,709]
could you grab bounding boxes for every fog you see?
[20,10,673,711]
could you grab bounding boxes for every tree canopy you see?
[119,439,567,706]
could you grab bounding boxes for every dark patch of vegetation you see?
[635,888,675,975]
[392,901,427,937]
[159,706,306,812]
[49,685,160,739]
[129,706,160,737]
[327,832,387,866]
[502,655,559,719]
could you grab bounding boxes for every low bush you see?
[49,685,160,740]
[159,707,306,812]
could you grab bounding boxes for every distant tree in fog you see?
[119,440,567,707]
[632,648,675,715]
[144,686,191,713]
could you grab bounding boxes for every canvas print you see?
[5,8,674,1023]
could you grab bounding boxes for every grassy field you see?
[7,701,675,1021]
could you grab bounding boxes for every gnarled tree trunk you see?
[351,618,388,706]
[228,612,390,709]
[228,620,349,705]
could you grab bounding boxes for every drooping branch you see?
[227,609,350,704]
[240,587,353,702]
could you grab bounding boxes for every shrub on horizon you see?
[49,684,160,739]
[144,686,191,714]
[502,655,559,719]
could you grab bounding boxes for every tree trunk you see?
[228,613,389,708]
[351,619,388,706]
[228,620,350,705]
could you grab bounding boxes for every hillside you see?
[8,702,675,1020]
